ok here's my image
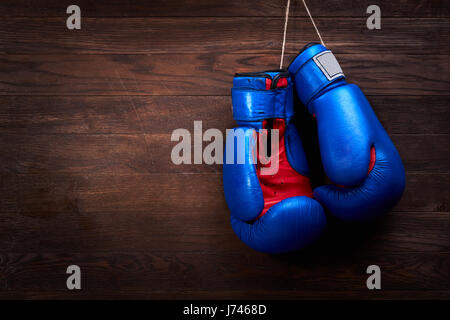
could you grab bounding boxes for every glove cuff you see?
[288,44,346,111]
[231,70,294,122]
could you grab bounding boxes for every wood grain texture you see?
[0,173,448,215]
[1,0,449,17]
[0,134,447,174]
[1,18,449,54]
[0,0,449,300]
[0,290,449,300]
[0,253,448,295]
[0,54,448,95]
[0,96,449,134]
[0,210,448,253]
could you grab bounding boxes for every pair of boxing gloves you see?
[223,43,405,254]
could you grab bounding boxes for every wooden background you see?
[0,0,449,299]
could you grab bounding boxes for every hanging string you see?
[302,0,325,46]
[279,0,291,69]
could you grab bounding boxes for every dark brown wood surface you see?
[0,0,449,299]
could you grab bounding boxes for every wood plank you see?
[0,96,448,134]
[0,289,448,300]
[1,0,448,17]
[0,54,448,96]
[0,209,448,253]
[0,252,448,295]
[0,133,447,174]
[1,18,449,54]
[394,135,450,172]
[0,173,448,214]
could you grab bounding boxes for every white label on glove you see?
[313,50,344,81]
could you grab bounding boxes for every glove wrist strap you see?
[289,44,345,110]
[231,85,294,121]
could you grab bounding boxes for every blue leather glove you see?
[288,43,406,221]
[223,70,326,253]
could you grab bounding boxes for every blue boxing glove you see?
[288,43,405,221]
[223,70,326,254]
